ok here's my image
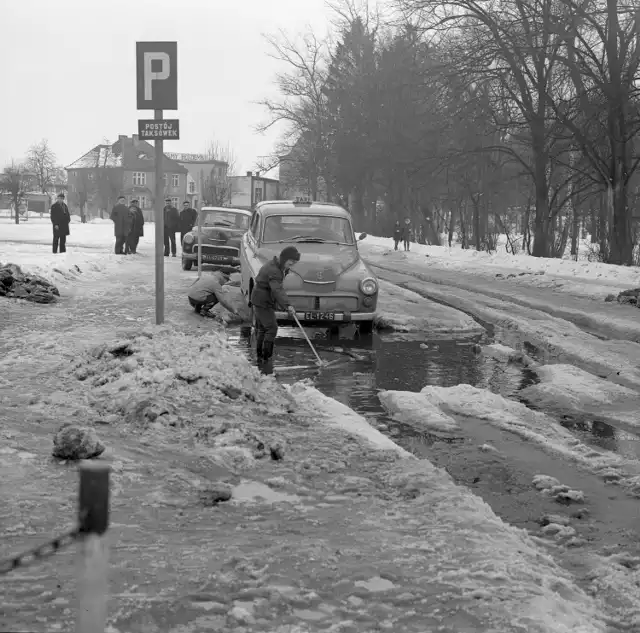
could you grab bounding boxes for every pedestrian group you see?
[49,194,198,257]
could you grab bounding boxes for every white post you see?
[76,462,110,633]
[197,205,202,278]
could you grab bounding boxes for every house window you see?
[188,181,195,194]
[133,172,146,186]
[87,172,95,181]
[140,196,149,209]
[254,188,263,203]
[171,174,179,188]
[171,197,179,207]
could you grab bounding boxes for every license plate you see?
[202,255,226,262]
[303,312,339,320]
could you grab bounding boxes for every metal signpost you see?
[136,41,178,325]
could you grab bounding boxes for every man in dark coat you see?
[179,201,198,249]
[402,217,413,252]
[250,246,300,364]
[393,220,402,251]
[125,199,145,254]
[163,197,180,257]
[50,192,71,254]
[110,196,131,255]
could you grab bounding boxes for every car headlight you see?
[183,234,195,244]
[360,277,378,296]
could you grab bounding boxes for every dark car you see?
[181,206,252,272]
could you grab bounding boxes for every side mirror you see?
[358,232,367,241]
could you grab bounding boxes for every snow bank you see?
[359,236,640,298]
[520,364,640,426]
[0,242,117,286]
[291,383,606,630]
[379,384,640,494]
[288,382,414,457]
[375,280,483,334]
[378,390,459,432]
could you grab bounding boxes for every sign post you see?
[197,206,203,279]
[136,41,178,325]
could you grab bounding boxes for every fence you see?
[0,462,110,633]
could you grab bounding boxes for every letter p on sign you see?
[136,42,177,110]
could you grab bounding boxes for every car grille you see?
[196,245,239,258]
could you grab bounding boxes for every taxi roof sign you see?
[293,196,312,204]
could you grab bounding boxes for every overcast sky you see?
[0,0,333,176]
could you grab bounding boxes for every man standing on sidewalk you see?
[179,201,198,250]
[50,193,71,254]
[163,198,180,257]
[110,196,131,255]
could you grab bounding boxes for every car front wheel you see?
[182,258,193,271]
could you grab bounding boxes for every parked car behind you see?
[181,206,252,272]
[239,198,378,333]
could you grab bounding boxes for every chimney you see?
[255,171,261,177]
[118,135,127,141]
[132,134,139,143]
[246,171,252,177]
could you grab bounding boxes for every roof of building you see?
[66,136,188,173]
[255,200,350,218]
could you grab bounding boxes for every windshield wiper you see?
[276,235,327,242]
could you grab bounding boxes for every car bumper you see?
[274,311,375,323]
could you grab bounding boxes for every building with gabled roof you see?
[65,134,188,220]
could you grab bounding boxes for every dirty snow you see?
[379,383,640,495]
[521,364,640,426]
[374,280,482,334]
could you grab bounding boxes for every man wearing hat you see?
[110,195,131,255]
[163,197,180,257]
[250,246,301,363]
[126,199,145,254]
[50,192,71,254]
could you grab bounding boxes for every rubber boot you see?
[262,341,274,361]
[255,333,265,361]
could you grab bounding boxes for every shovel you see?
[291,312,330,367]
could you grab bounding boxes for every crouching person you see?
[250,246,300,363]
[187,273,227,315]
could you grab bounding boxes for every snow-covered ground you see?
[1,220,628,630]
[359,234,640,300]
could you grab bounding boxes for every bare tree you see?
[201,138,238,206]
[70,171,94,220]
[0,161,30,225]
[26,139,57,194]
[256,29,332,200]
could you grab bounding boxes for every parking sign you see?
[136,42,177,110]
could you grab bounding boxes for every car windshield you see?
[262,214,355,244]
[200,210,249,230]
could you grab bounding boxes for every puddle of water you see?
[226,320,640,461]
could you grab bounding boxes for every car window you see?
[250,212,260,238]
[201,211,250,230]
[262,215,355,244]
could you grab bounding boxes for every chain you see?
[0,520,85,577]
